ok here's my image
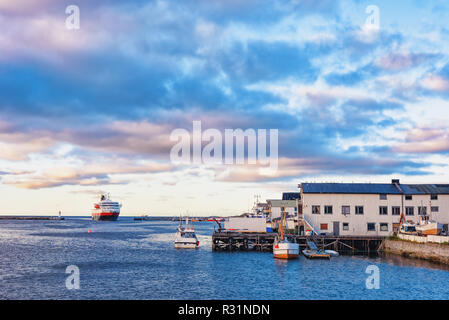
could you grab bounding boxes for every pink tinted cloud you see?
[3,161,173,189]
[421,74,449,92]
[0,119,176,160]
[394,126,449,153]
[374,52,431,71]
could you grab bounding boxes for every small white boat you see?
[174,217,199,249]
[324,250,339,257]
[302,249,331,259]
[304,240,334,259]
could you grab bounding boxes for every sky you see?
[1,0,449,216]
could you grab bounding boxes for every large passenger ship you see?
[91,194,121,221]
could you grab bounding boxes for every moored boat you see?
[302,249,331,259]
[303,240,333,259]
[324,250,339,257]
[273,211,299,259]
[273,239,300,259]
[416,214,443,235]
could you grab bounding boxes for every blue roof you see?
[282,192,301,200]
[401,184,449,194]
[301,183,449,195]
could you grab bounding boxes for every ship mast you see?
[279,210,285,241]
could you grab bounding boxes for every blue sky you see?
[1,0,449,215]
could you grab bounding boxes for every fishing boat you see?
[174,217,199,249]
[398,209,442,236]
[415,213,443,235]
[416,221,443,235]
[273,212,299,259]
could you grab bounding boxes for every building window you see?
[324,206,333,214]
[380,223,388,232]
[355,206,364,215]
[343,223,349,231]
[320,223,328,230]
[341,206,350,215]
[379,194,387,200]
[431,194,438,200]
[431,206,439,213]
[405,195,412,200]
[379,206,388,215]
[312,205,320,214]
[418,207,427,216]
[392,207,400,216]
[367,223,376,231]
[406,207,414,216]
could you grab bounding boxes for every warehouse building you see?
[299,180,449,236]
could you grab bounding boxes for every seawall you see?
[0,216,64,220]
[384,239,449,265]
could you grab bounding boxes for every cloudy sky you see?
[1,0,449,216]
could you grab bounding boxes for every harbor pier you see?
[212,232,385,254]
[0,216,64,221]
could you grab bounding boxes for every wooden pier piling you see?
[212,232,385,254]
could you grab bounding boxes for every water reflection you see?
[380,252,449,272]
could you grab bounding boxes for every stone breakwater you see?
[0,216,64,220]
[384,239,449,265]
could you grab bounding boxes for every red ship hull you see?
[92,212,119,221]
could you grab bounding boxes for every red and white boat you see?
[273,239,300,259]
[273,212,299,259]
[91,194,122,221]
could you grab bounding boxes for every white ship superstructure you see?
[92,194,121,221]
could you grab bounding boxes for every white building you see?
[299,180,449,236]
[267,199,298,220]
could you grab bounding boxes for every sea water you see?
[1,218,449,300]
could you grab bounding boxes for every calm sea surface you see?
[1,217,449,300]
